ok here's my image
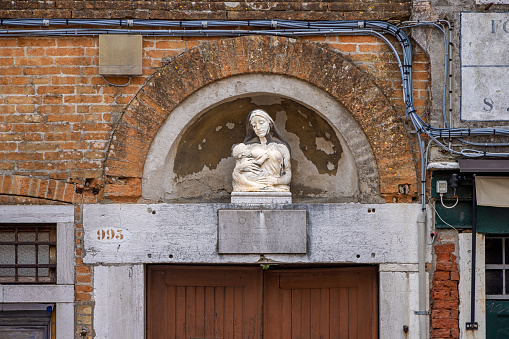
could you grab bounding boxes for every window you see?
[485,236,509,298]
[0,205,75,338]
[0,308,54,338]
[0,224,57,284]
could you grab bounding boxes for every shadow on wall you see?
[166,94,360,202]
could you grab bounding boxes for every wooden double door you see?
[147,266,378,339]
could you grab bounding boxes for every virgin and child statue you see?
[232,109,291,192]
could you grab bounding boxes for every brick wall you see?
[0,0,411,21]
[0,16,429,339]
[0,34,429,201]
[432,237,460,339]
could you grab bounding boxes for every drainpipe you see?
[415,138,429,338]
[417,211,428,338]
[466,178,479,330]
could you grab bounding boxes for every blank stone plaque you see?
[218,210,307,254]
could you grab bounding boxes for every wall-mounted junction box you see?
[436,180,448,194]
[99,35,142,76]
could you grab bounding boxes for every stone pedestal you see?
[231,192,292,204]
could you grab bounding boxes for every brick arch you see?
[0,175,80,204]
[104,35,417,202]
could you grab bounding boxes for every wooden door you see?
[147,266,377,339]
[263,267,378,339]
[147,266,262,339]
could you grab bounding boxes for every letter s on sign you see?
[484,98,494,112]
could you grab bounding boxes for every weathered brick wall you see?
[432,235,460,339]
[0,14,428,339]
[0,34,429,202]
[74,204,94,337]
[0,0,411,21]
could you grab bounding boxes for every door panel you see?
[487,300,509,338]
[264,267,378,339]
[147,266,377,339]
[147,266,262,339]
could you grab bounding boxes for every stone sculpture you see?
[232,109,291,192]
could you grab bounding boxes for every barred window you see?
[0,224,57,284]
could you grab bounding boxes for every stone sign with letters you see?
[461,12,509,120]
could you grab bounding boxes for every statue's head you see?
[248,109,274,138]
[243,109,289,152]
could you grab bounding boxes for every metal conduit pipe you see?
[417,136,429,339]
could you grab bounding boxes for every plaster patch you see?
[246,2,277,10]
[215,126,222,131]
[226,122,235,129]
[224,1,240,9]
[315,137,335,155]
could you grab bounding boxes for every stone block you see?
[218,209,306,254]
[231,192,292,204]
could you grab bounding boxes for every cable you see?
[400,21,451,128]
[101,75,132,87]
[440,194,459,209]
[428,197,458,231]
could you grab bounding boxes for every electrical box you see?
[99,35,143,76]
[436,180,448,194]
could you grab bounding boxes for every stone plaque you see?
[218,210,307,254]
[461,13,509,120]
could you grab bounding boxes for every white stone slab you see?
[0,205,74,223]
[57,222,75,284]
[0,303,53,311]
[475,0,509,3]
[461,13,509,120]
[231,192,292,204]
[458,233,486,339]
[427,162,460,170]
[379,263,419,272]
[1,285,74,303]
[379,269,428,339]
[56,302,75,339]
[94,265,144,339]
[218,209,306,253]
[83,203,429,265]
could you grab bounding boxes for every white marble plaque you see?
[461,12,509,120]
[218,210,307,253]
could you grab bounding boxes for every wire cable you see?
[101,75,132,87]
[440,194,459,209]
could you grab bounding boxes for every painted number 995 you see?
[97,228,124,241]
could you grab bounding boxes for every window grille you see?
[0,224,57,284]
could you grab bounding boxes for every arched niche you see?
[143,74,382,203]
